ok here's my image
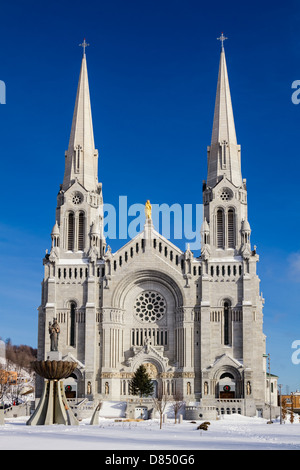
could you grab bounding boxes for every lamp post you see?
[278,384,282,424]
[263,353,272,423]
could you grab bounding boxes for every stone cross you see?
[217,32,228,49]
[79,38,90,56]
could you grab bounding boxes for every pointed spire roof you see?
[62,46,98,192]
[211,46,237,147]
[207,40,242,188]
[68,53,95,158]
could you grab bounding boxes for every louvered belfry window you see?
[228,209,235,248]
[78,212,84,251]
[217,209,224,248]
[68,213,74,251]
[70,302,76,347]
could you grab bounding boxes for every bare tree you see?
[0,341,36,406]
[0,366,10,405]
[281,397,287,421]
[170,391,185,424]
[290,393,294,424]
[152,390,171,429]
[5,341,37,372]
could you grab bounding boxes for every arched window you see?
[224,301,230,345]
[68,213,74,251]
[217,209,224,248]
[70,302,76,346]
[227,209,235,248]
[78,212,85,251]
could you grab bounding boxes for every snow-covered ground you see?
[1,414,300,450]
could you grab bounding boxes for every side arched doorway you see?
[64,374,77,399]
[63,368,84,400]
[218,372,236,398]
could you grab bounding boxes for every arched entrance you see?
[218,373,236,399]
[64,374,77,399]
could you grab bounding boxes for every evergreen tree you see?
[130,365,154,399]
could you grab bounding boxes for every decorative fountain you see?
[27,319,79,426]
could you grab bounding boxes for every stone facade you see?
[37,45,276,418]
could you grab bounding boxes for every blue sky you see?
[1,0,300,392]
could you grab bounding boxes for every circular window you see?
[134,291,166,323]
[219,188,233,201]
[72,192,83,205]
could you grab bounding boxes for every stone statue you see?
[49,319,60,351]
[145,200,152,220]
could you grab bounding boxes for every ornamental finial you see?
[217,32,228,49]
[79,38,90,56]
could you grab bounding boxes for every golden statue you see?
[145,200,152,220]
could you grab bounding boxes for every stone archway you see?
[110,268,183,401]
[218,372,236,398]
[64,374,78,399]
[203,355,244,400]
[62,361,84,399]
[111,269,185,310]
[214,368,243,399]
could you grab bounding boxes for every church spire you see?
[207,36,242,188]
[62,42,98,192]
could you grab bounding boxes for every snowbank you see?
[99,401,127,418]
[1,414,300,450]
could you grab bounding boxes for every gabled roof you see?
[111,219,184,257]
[204,353,244,372]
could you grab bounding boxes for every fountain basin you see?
[31,360,77,380]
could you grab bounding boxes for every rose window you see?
[134,291,166,323]
[72,192,83,205]
[219,188,233,201]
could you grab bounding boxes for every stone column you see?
[84,272,97,398]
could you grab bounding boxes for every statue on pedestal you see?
[49,319,60,351]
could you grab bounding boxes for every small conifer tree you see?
[130,365,154,401]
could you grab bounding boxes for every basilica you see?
[37,39,277,418]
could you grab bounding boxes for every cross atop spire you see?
[79,38,90,56]
[217,32,228,50]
